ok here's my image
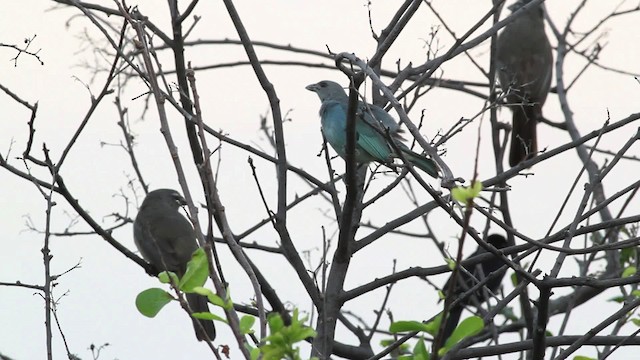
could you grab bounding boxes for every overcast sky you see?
[1,1,639,359]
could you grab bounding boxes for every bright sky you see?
[1,1,639,359]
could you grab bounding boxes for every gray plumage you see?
[496,2,553,166]
[134,189,216,341]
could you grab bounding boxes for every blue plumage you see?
[306,80,438,178]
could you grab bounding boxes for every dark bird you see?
[442,234,508,340]
[496,1,553,166]
[134,189,216,341]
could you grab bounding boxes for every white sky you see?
[1,1,639,359]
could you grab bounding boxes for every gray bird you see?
[134,189,216,341]
[496,1,553,166]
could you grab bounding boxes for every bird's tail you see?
[442,303,464,341]
[187,293,217,341]
[400,146,439,178]
[509,105,539,167]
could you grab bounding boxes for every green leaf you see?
[573,356,596,360]
[158,271,179,284]
[192,286,228,308]
[260,310,316,360]
[620,247,635,264]
[268,312,285,333]
[192,311,227,323]
[510,272,518,286]
[240,315,256,334]
[179,248,209,291]
[451,181,483,203]
[389,320,430,333]
[192,286,214,298]
[135,288,172,318]
[442,316,483,352]
[608,295,625,303]
[445,257,456,270]
[379,339,394,347]
[379,339,410,353]
[631,318,640,326]
[249,346,260,360]
[424,314,442,336]
[622,266,636,278]
[632,290,640,298]
[412,338,430,360]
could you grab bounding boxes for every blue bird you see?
[306,80,438,178]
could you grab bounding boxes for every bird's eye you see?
[171,192,184,204]
[319,81,327,87]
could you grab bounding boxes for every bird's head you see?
[142,189,187,209]
[305,80,348,102]
[487,234,508,249]
[507,0,544,19]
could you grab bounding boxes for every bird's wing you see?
[321,100,392,162]
[136,210,198,274]
[361,102,400,133]
[361,101,438,177]
[354,115,393,162]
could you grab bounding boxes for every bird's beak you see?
[305,83,318,92]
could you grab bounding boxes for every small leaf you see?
[608,295,625,303]
[622,266,636,278]
[136,288,172,317]
[389,320,430,333]
[620,247,635,264]
[451,181,483,203]
[573,356,596,360]
[240,315,256,334]
[510,272,518,286]
[249,346,260,360]
[192,286,228,308]
[180,248,209,291]
[268,312,285,333]
[632,290,640,298]
[379,339,410,352]
[193,311,227,323]
[424,314,442,336]
[442,316,483,352]
[445,257,456,270]
[412,338,430,360]
[192,286,214,298]
[260,309,316,360]
[379,339,394,347]
[293,327,317,342]
[158,271,178,284]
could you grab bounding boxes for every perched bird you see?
[134,189,216,341]
[306,80,438,178]
[442,234,508,340]
[496,1,553,166]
